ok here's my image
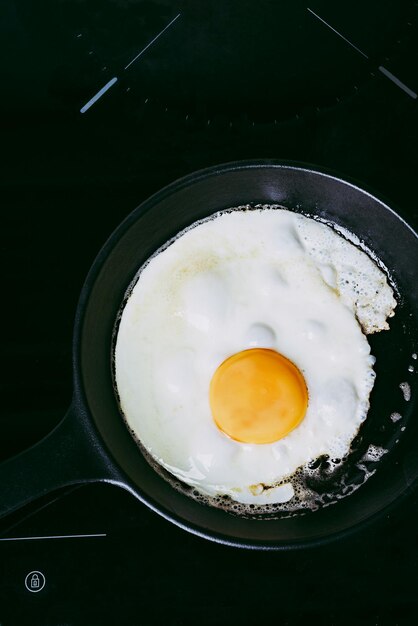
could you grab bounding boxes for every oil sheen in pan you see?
[112,204,409,519]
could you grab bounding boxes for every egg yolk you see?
[209,348,308,444]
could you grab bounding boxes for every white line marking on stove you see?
[307,8,369,59]
[124,12,181,70]
[0,533,107,541]
[378,66,417,99]
[80,77,118,113]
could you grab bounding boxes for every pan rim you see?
[72,160,418,549]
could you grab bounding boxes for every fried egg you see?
[114,207,396,510]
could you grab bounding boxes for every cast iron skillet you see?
[1,161,417,550]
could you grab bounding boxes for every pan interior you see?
[78,164,418,545]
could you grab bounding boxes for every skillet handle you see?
[0,402,120,519]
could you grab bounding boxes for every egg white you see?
[114,208,396,506]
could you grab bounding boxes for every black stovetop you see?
[1,1,418,624]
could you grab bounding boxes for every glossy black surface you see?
[1,0,418,623]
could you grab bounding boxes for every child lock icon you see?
[30,574,40,589]
[25,571,45,592]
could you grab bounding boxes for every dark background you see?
[1,1,418,624]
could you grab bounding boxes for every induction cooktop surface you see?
[1,1,418,624]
